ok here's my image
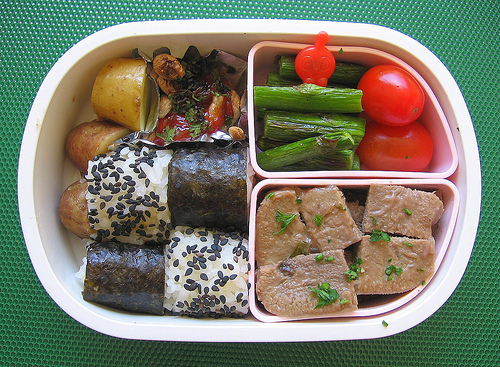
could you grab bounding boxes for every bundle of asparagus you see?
[254,55,368,172]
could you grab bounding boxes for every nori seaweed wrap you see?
[167,145,248,229]
[83,241,165,315]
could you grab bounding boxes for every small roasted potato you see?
[91,58,158,131]
[58,178,93,239]
[65,120,131,173]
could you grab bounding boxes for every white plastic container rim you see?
[17,19,481,342]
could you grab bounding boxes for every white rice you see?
[164,226,250,318]
[84,143,174,245]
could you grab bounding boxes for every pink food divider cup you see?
[248,178,459,322]
[247,41,459,180]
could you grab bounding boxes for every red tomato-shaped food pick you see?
[357,65,425,126]
[356,117,433,172]
[295,31,336,87]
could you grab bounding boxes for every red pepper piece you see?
[295,31,336,87]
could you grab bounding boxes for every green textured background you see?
[1,0,498,365]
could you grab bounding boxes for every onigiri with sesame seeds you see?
[85,142,174,245]
[164,226,250,318]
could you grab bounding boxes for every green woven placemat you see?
[1,1,498,366]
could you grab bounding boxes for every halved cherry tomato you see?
[357,116,433,171]
[358,65,425,126]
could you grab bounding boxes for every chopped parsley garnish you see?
[273,210,297,235]
[344,258,363,281]
[265,192,275,200]
[296,198,302,204]
[385,264,403,280]
[370,230,391,242]
[156,125,177,142]
[315,253,335,262]
[315,253,325,262]
[404,208,412,215]
[417,268,424,272]
[309,282,340,309]
[403,241,413,247]
[382,320,389,327]
[370,216,377,224]
[314,214,323,227]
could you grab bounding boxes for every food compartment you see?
[248,178,459,322]
[247,41,458,179]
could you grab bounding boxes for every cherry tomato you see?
[357,116,433,171]
[358,65,425,126]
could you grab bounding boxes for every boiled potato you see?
[91,58,158,131]
[65,119,131,173]
[58,178,93,239]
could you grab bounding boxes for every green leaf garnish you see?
[314,214,323,227]
[315,253,325,262]
[370,216,377,224]
[274,210,297,235]
[370,230,391,242]
[265,192,275,200]
[309,282,340,309]
[344,258,363,281]
[404,208,412,215]
[382,320,389,327]
[385,264,403,280]
[296,198,302,204]
[403,241,413,247]
[340,298,350,304]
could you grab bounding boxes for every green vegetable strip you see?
[254,84,363,114]
[278,56,369,88]
[266,72,348,89]
[266,72,299,87]
[276,150,359,172]
[263,110,365,145]
[257,137,285,151]
[256,133,355,171]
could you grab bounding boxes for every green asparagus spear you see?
[256,132,356,171]
[277,150,360,171]
[253,84,363,114]
[278,56,369,88]
[266,72,348,88]
[262,110,365,145]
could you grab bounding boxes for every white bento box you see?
[18,19,480,342]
